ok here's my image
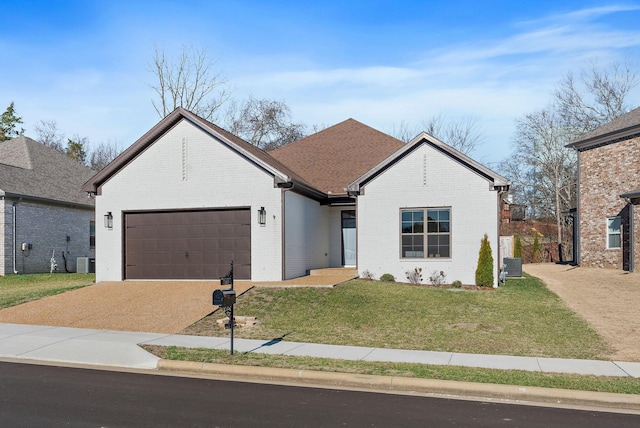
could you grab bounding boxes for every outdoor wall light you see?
[258,206,266,226]
[104,212,113,229]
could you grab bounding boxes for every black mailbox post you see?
[213,261,236,354]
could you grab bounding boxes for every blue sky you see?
[2,1,640,166]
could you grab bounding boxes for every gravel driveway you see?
[523,263,640,362]
[0,281,252,334]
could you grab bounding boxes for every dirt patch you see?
[523,263,640,362]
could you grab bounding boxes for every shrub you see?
[380,273,395,282]
[405,267,423,284]
[428,270,447,286]
[514,235,523,258]
[475,233,494,287]
[360,270,375,280]
[532,234,541,263]
[451,280,463,288]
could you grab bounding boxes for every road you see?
[0,361,638,427]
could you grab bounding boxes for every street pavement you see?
[2,322,640,412]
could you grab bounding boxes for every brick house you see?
[0,136,96,275]
[567,107,640,271]
[83,108,509,285]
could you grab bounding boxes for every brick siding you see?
[579,136,640,269]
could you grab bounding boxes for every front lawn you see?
[0,273,95,309]
[183,274,611,360]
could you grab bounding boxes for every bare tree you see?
[501,109,577,249]
[224,96,306,150]
[422,113,484,156]
[555,60,639,135]
[149,45,230,120]
[89,140,123,171]
[34,119,65,152]
[389,120,418,143]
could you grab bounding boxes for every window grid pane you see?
[401,208,450,259]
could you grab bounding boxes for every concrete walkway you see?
[2,322,640,378]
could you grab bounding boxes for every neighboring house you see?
[1,136,96,275]
[83,108,509,286]
[567,107,640,272]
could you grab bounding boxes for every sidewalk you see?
[2,322,640,377]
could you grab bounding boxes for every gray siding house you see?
[1,136,96,275]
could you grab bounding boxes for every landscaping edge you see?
[157,359,640,412]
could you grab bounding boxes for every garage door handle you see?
[185,251,189,258]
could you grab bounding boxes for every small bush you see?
[360,270,375,280]
[475,233,494,287]
[405,267,423,284]
[451,280,463,288]
[380,273,395,282]
[428,270,447,286]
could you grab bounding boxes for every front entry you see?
[341,210,356,266]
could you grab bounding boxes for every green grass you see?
[146,345,640,395]
[0,273,95,309]
[184,274,611,360]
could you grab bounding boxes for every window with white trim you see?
[401,208,451,258]
[607,217,621,249]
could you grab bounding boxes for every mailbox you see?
[213,289,236,306]
[222,289,236,306]
[212,289,224,306]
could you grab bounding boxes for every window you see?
[401,208,450,258]
[607,217,621,249]
[90,221,96,249]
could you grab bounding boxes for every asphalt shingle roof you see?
[0,136,95,206]
[570,106,640,147]
[269,119,405,195]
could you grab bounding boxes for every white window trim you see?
[606,216,621,250]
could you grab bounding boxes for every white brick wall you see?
[357,143,500,286]
[95,120,283,282]
[283,191,332,278]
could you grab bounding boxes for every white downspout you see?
[12,201,18,274]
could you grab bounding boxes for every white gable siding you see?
[283,191,331,279]
[357,143,500,286]
[95,119,283,282]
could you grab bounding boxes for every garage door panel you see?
[125,209,251,280]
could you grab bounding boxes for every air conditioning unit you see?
[77,257,95,274]
[503,257,522,278]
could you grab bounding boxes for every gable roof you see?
[0,136,95,207]
[269,119,405,196]
[347,132,510,193]
[82,107,322,199]
[567,106,640,150]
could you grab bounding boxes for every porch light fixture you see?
[104,212,113,229]
[258,207,266,226]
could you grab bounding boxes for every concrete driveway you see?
[523,263,640,362]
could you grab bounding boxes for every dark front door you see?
[124,209,251,280]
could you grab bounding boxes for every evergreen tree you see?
[532,234,541,263]
[514,235,523,258]
[475,233,494,287]
[0,102,24,141]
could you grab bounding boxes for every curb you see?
[157,359,640,412]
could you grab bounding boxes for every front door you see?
[341,210,356,266]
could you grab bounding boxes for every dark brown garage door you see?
[124,209,251,280]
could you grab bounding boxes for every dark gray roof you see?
[568,106,640,150]
[0,136,95,207]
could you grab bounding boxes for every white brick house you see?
[83,108,508,285]
[1,137,95,275]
